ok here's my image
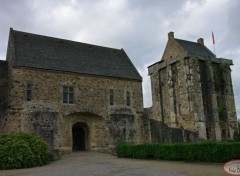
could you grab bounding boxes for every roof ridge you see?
[174,37,215,57]
[175,38,198,44]
[12,29,122,51]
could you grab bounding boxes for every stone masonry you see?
[0,28,148,156]
[0,61,8,121]
[5,67,146,153]
[148,32,238,140]
[0,29,238,157]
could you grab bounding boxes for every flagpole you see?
[214,43,215,55]
[212,31,215,55]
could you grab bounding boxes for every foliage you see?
[116,141,240,163]
[0,132,51,170]
[234,120,240,141]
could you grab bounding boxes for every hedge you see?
[0,132,51,170]
[116,141,240,163]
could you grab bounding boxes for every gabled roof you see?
[10,29,142,81]
[0,60,8,78]
[175,39,215,57]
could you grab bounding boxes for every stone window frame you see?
[109,88,114,106]
[125,90,132,107]
[178,104,181,115]
[63,86,74,104]
[25,82,33,101]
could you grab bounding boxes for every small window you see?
[109,89,114,105]
[178,104,181,115]
[126,91,131,106]
[26,83,32,101]
[63,86,74,104]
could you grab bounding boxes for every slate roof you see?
[0,60,8,78]
[175,39,215,57]
[10,29,142,81]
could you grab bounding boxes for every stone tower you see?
[148,32,238,140]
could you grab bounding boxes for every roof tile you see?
[11,30,142,81]
[175,39,215,57]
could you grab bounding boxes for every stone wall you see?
[0,60,8,130]
[150,32,237,141]
[211,62,238,140]
[109,108,136,145]
[148,34,237,141]
[199,60,216,139]
[4,66,146,154]
[148,66,162,122]
[150,119,199,143]
[151,56,203,131]
[161,33,185,61]
[28,105,59,149]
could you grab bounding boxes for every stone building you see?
[0,28,149,155]
[148,32,238,140]
[0,29,238,155]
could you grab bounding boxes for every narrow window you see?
[26,83,32,101]
[109,89,114,105]
[126,91,131,106]
[63,86,74,104]
[178,104,181,115]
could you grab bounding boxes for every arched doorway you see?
[72,122,88,151]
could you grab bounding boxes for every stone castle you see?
[0,28,237,155]
[148,32,237,141]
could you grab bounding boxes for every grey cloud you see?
[226,0,240,48]
[127,0,187,13]
[0,0,35,59]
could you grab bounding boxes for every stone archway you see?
[72,122,88,151]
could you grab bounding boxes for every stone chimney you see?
[168,32,174,39]
[197,38,204,45]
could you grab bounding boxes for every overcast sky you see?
[0,0,239,118]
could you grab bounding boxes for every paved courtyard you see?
[0,152,226,176]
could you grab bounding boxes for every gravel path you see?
[0,152,226,176]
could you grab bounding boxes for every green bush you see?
[0,132,51,170]
[116,141,240,163]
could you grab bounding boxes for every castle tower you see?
[148,32,238,140]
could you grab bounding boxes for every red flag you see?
[212,32,215,45]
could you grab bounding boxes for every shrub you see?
[116,141,240,163]
[0,132,51,170]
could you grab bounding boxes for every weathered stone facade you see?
[144,108,198,143]
[148,32,238,140]
[0,29,149,156]
[0,61,8,122]
[4,67,146,153]
[1,29,237,157]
